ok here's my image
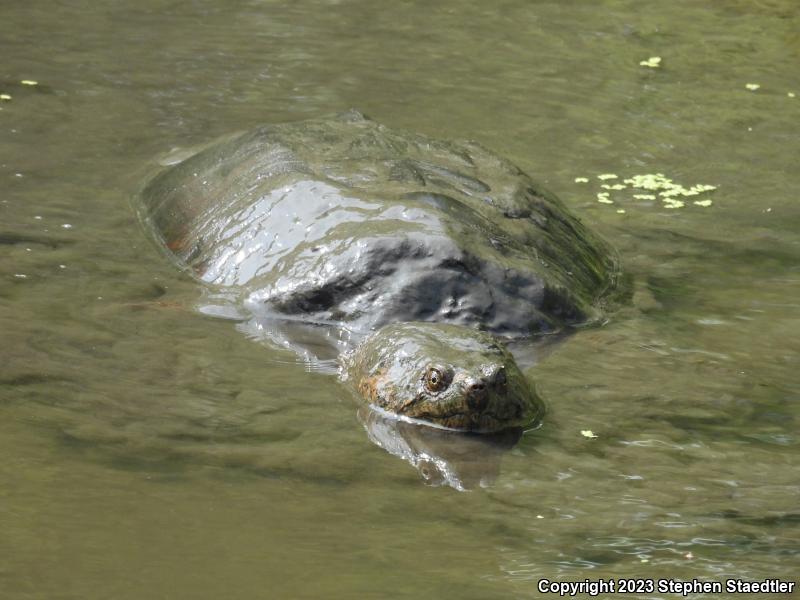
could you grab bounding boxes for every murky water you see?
[2,1,799,598]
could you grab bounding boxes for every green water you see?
[1,1,799,598]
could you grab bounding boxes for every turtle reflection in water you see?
[138,111,620,485]
[359,407,522,491]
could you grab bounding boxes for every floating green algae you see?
[663,199,685,209]
[596,192,614,204]
[639,56,662,68]
[577,171,717,213]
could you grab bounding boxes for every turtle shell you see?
[139,110,620,338]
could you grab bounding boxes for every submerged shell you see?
[139,110,619,337]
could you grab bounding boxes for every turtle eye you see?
[425,367,447,393]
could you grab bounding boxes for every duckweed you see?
[577,171,717,213]
[596,192,614,204]
[639,56,662,68]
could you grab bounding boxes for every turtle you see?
[138,110,620,433]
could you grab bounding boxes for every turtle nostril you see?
[466,382,489,412]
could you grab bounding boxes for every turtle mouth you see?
[400,410,531,433]
[399,399,538,433]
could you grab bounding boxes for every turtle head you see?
[341,322,543,433]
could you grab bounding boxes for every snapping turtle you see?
[139,110,619,433]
